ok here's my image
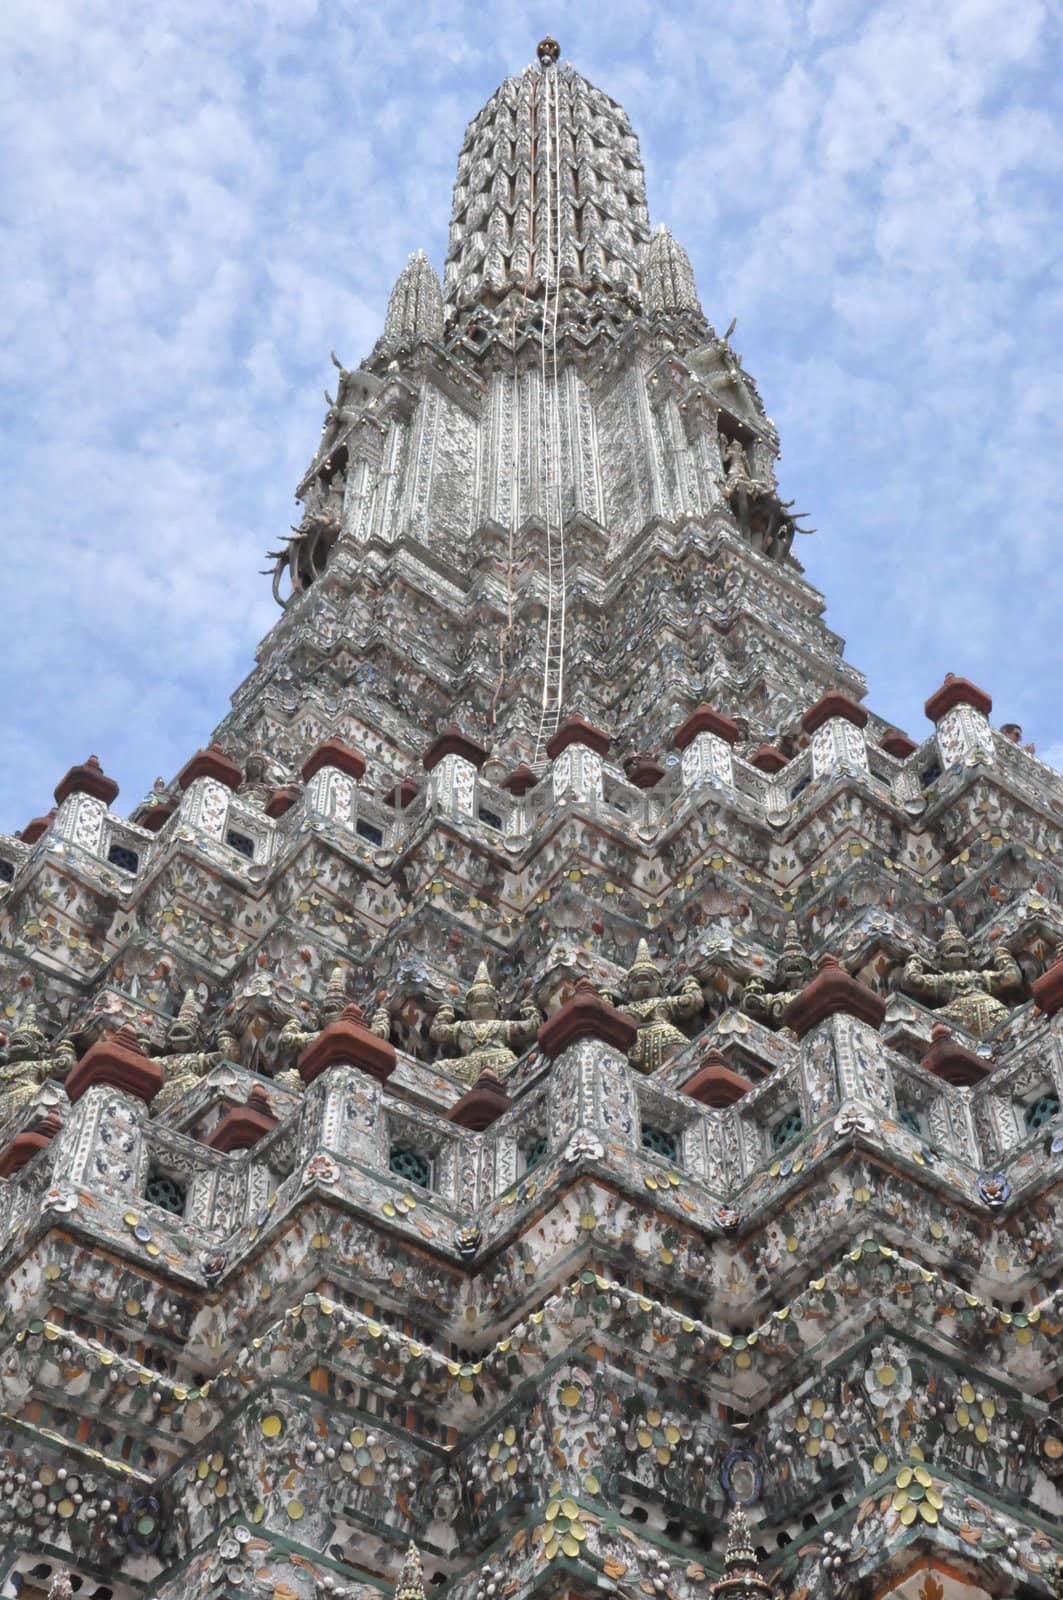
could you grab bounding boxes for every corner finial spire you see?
[396,1541,427,1600]
[708,1504,774,1600]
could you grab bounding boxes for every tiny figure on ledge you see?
[622,939,703,1072]
[899,910,1022,1040]
[0,1005,75,1123]
[430,962,541,1085]
[277,965,391,1089]
[741,921,813,1028]
[152,990,238,1115]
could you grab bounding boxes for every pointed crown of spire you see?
[177,988,199,1026]
[466,960,500,1005]
[627,937,662,979]
[643,225,703,317]
[167,988,203,1047]
[938,909,970,957]
[384,251,444,344]
[320,962,349,1023]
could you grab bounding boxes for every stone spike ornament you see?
[644,224,703,317]
[0,33,1057,1600]
[383,250,445,344]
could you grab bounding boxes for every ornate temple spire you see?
[443,47,650,318]
[383,251,444,343]
[709,1505,773,1600]
[643,224,703,318]
[396,1540,427,1600]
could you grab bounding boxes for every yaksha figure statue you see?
[741,921,812,1028]
[900,911,1022,1039]
[152,990,237,1115]
[622,939,703,1072]
[430,962,541,1084]
[277,964,391,1089]
[0,1005,75,1122]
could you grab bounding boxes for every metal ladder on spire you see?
[531,60,568,769]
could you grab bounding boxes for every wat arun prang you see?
[0,34,1060,1600]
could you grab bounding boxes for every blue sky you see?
[2,0,1061,828]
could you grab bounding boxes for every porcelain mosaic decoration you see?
[0,35,1060,1600]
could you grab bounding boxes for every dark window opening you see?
[478,805,503,830]
[226,829,255,860]
[1025,1091,1060,1134]
[0,858,14,883]
[356,818,384,846]
[522,1135,548,1174]
[389,1146,431,1188]
[641,1124,680,1161]
[107,843,139,874]
[771,1108,804,1150]
[145,1169,188,1216]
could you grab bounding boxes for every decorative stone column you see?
[925,674,994,768]
[52,755,119,856]
[775,958,893,1124]
[546,715,609,806]
[294,1003,397,1170]
[538,979,639,1151]
[61,1027,164,1200]
[177,743,242,840]
[301,738,366,826]
[501,762,538,837]
[673,704,739,790]
[802,692,869,779]
[422,727,487,819]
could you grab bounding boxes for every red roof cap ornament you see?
[681,1049,754,1107]
[301,739,366,784]
[422,727,488,772]
[624,754,665,789]
[924,673,993,722]
[879,728,919,758]
[748,744,788,774]
[297,1002,396,1086]
[265,783,301,819]
[500,763,539,796]
[538,978,638,1059]
[673,704,741,750]
[17,808,57,845]
[178,743,243,792]
[920,1023,991,1088]
[801,692,869,735]
[1031,949,1063,1016]
[0,1111,63,1179]
[445,1069,511,1130]
[54,755,119,808]
[383,776,420,808]
[206,1085,278,1152]
[781,954,886,1038]
[66,1023,165,1105]
[545,714,610,760]
[135,801,177,833]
